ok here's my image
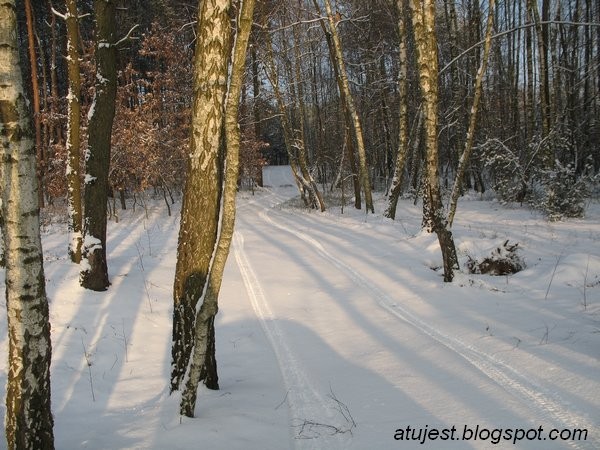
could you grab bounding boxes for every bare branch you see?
[115,24,140,48]
[441,21,600,75]
[50,7,67,20]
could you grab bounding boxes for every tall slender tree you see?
[316,0,375,213]
[170,0,233,396]
[1,1,54,447]
[314,7,361,209]
[261,7,325,211]
[385,0,410,220]
[179,0,256,417]
[409,0,459,282]
[447,0,496,227]
[80,0,118,290]
[262,27,313,204]
[291,8,326,211]
[528,0,552,140]
[54,0,84,263]
[24,0,45,207]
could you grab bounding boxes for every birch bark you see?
[1,2,54,447]
[170,0,232,395]
[180,0,256,417]
[409,0,459,282]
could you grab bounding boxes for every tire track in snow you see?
[232,231,354,449]
[257,205,597,450]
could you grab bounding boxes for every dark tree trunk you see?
[80,0,118,291]
[24,0,44,208]
[201,317,219,390]
[65,0,83,263]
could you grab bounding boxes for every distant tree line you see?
[15,1,599,217]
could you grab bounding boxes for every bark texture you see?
[178,0,256,418]
[65,0,83,263]
[447,0,496,227]
[80,0,118,291]
[385,0,410,220]
[170,0,232,396]
[409,0,459,282]
[0,2,54,448]
[317,0,374,213]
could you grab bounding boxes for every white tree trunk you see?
[319,0,375,213]
[409,0,459,282]
[447,0,496,228]
[0,1,54,447]
[171,0,233,410]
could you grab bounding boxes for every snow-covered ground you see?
[1,165,599,449]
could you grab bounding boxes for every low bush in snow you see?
[481,131,598,221]
[466,240,525,276]
[530,159,596,221]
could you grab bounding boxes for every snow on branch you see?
[115,24,140,48]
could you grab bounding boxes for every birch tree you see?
[179,0,256,417]
[314,7,361,209]
[261,19,324,211]
[409,0,459,282]
[385,0,410,220]
[170,0,233,397]
[315,0,375,213]
[0,1,54,447]
[291,10,326,211]
[447,0,496,227]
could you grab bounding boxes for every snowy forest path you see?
[233,230,353,449]
[257,203,596,448]
[231,166,598,449]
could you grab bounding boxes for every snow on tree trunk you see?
[170,0,232,397]
[320,0,375,213]
[385,0,410,220]
[409,0,459,282]
[80,0,117,291]
[179,0,256,417]
[0,2,55,448]
[65,0,83,263]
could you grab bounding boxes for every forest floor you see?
[1,165,599,449]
